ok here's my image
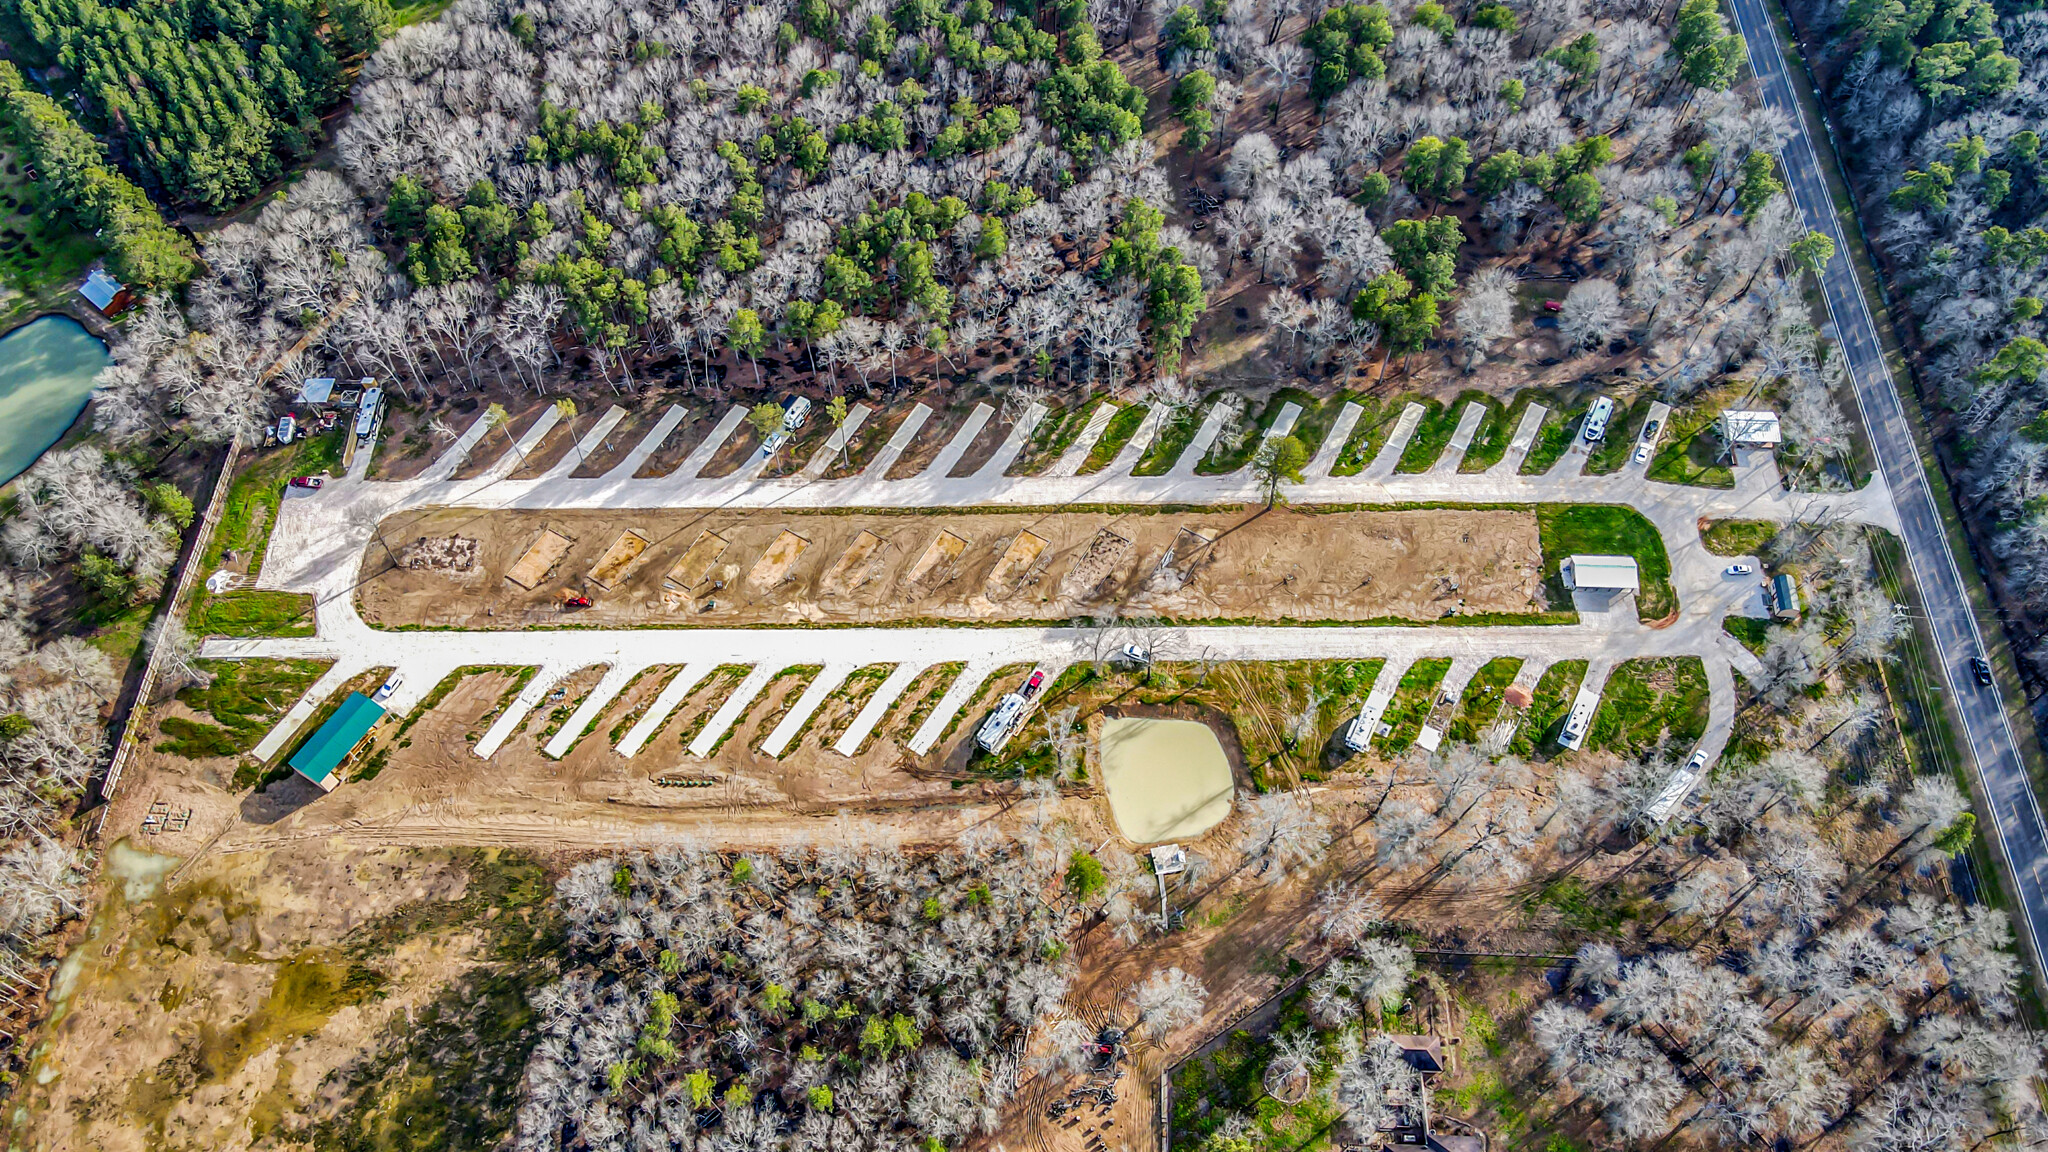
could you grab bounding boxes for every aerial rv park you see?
[0,0,2043,1144]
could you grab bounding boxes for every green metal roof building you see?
[289,692,385,791]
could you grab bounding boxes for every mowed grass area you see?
[1701,519,1778,556]
[1392,398,1451,473]
[1457,391,1526,472]
[156,658,331,759]
[1648,405,1735,488]
[1510,659,1587,757]
[1588,657,1710,757]
[1520,400,1589,475]
[1536,504,1674,621]
[1449,657,1522,744]
[1378,657,1451,756]
[1078,401,1148,474]
[188,430,344,636]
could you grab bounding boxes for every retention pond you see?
[1099,716,1234,844]
[0,314,108,485]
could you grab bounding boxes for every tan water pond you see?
[1099,717,1233,843]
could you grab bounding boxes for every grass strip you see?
[1378,658,1452,757]
[1448,657,1522,744]
[1079,404,1149,475]
[1588,657,1710,757]
[1510,660,1588,758]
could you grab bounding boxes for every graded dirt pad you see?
[398,534,479,574]
[358,505,1546,628]
[504,529,573,589]
[588,529,651,588]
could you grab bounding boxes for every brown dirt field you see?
[355,505,1546,630]
[566,406,655,477]
[449,397,554,481]
[825,404,911,478]
[633,407,720,477]
[505,416,576,479]
[886,403,969,479]
[949,407,1015,476]
[697,418,764,478]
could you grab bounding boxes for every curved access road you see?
[1728,0,2048,985]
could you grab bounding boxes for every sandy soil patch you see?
[356,505,1544,630]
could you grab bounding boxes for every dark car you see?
[1642,418,1661,438]
[289,475,324,489]
[1971,657,1994,686]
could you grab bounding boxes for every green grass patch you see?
[1133,399,1210,476]
[1453,391,1518,473]
[1585,396,1653,475]
[1723,616,1771,655]
[1521,873,1643,940]
[87,602,155,673]
[1198,392,1309,475]
[1588,657,1710,757]
[1448,657,1522,744]
[1537,504,1674,622]
[160,658,331,759]
[1647,405,1735,488]
[389,0,454,24]
[1509,659,1588,757]
[206,431,347,576]
[189,590,316,637]
[1331,398,1407,476]
[1392,399,1454,473]
[671,665,749,749]
[1077,402,1149,474]
[1010,402,1088,475]
[1169,989,1340,1152]
[1701,519,1778,556]
[1378,658,1451,756]
[1520,401,1587,475]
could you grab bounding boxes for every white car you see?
[1685,749,1709,772]
[1724,563,1755,576]
[374,671,403,702]
[1631,443,1651,464]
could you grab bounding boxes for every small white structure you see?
[1415,725,1444,753]
[1150,844,1187,876]
[1561,554,1640,592]
[1719,409,1782,450]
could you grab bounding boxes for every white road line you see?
[544,405,627,480]
[1047,403,1117,477]
[800,404,871,479]
[482,406,564,481]
[687,664,775,758]
[543,660,641,758]
[678,406,746,478]
[909,661,996,755]
[603,405,687,481]
[1103,401,1169,475]
[1494,404,1550,475]
[1430,402,1488,475]
[977,402,1045,478]
[423,412,497,481]
[616,664,712,758]
[834,663,922,756]
[864,404,933,478]
[1310,403,1364,477]
[927,403,994,477]
[761,662,857,756]
[475,663,574,759]
[1363,403,1427,479]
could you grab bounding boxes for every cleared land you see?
[355,505,1546,629]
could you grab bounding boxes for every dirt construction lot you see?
[357,505,1545,629]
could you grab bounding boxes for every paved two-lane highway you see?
[1727,0,2048,985]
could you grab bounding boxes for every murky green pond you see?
[0,314,108,484]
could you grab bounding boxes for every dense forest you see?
[70,0,1862,493]
[1788,0,2048,689]
[0,63,195,285]
[0,0,392,210]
